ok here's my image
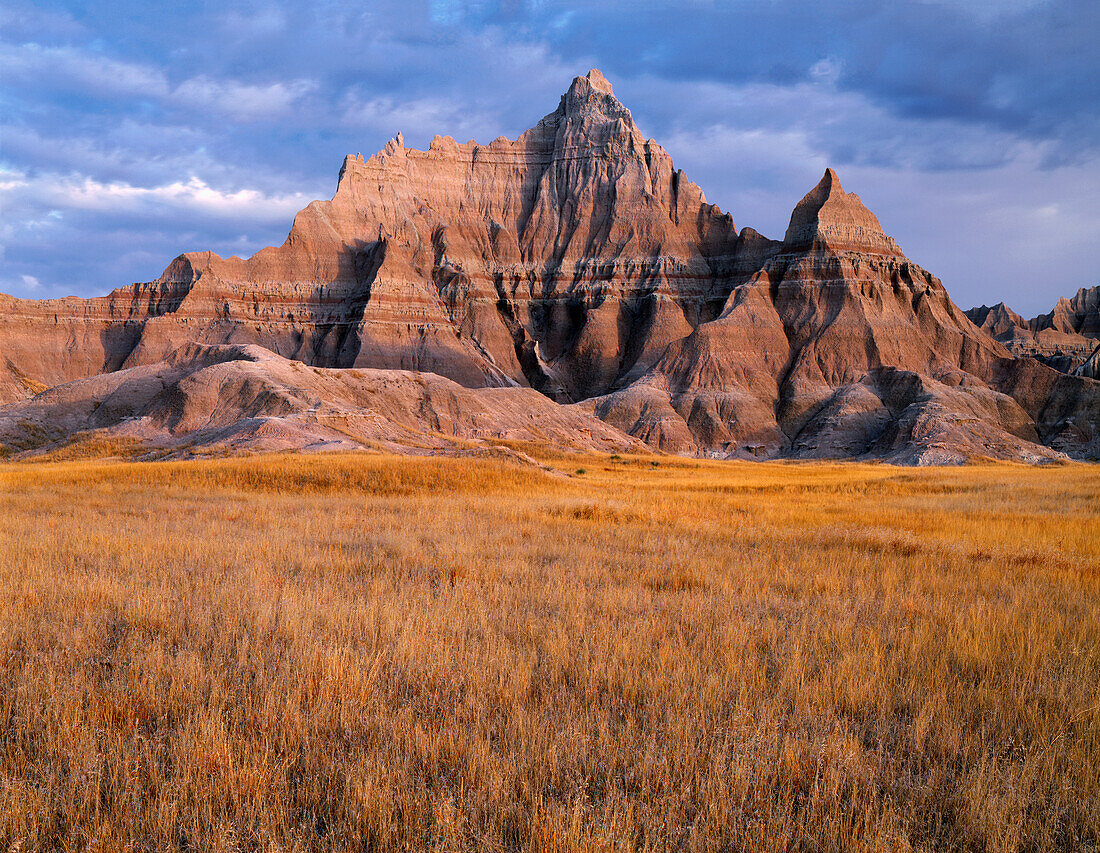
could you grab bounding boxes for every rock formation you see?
[966,286,1100,373]
[583,168,1098,462]
[1,69,1097,462]
[1077,343,1100,381]
[1,70,737,405]
[0,343,645,459]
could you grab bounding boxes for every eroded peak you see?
[564,68,622,107]
[584,68,614,94]
[783,168,902,256]
[787,168,851,230]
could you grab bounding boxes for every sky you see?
[0,0,1097,316]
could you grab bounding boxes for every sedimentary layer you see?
[0,343,645,458]
[2,69,1097,462]
[966,286,1100,374]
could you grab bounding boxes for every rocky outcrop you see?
[1,69,1097,463]
[582,168,1088,461]
[0,273,191,404]
[1039,286,1100,339]
[0,70,737,407]
[967,302,1031,344]
[0,343,645,458]
[966,286,1100,373]
[782,168,904,257]
[990,357,1100,459]
[1077,343,1100,381]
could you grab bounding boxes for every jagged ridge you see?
[1,69,1098,462]
[965,286,1100,374]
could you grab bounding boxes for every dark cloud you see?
[0,0,1095,316]
[471,0,1099,159]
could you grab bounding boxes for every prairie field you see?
[0,450,1098,851]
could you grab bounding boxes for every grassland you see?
[0,451,1097,851]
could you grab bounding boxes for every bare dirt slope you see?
[0,343,644,459]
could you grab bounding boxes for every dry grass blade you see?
[0,452,1097,850]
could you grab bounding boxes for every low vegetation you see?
[1,452,1097,850]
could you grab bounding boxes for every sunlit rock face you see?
[1,69,1097,462]
[585,167,1096,462]
[966,286,1100,374]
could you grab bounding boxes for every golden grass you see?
[0,452,1097,851]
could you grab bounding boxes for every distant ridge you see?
[965,286,1100,374]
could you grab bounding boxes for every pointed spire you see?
[788,169,842,231]
[585,68,614,95]
[565,68,619,105]
[558,68,633,128]
[783,168,903,256]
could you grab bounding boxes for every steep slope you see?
[1038,285,1100,338]
[585,170,1081,462]
[966,302,1032,345]
[0,272,193,403]
[0,70,736,405]
[1077,343,1100,380]
[965,286,1100,373]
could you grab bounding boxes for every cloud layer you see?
[1,0,1096,315]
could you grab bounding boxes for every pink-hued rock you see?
[0,343,647,458]
[965,285,1100,373]
[1,69,1097,462]
[1,70,738,404]
[782,169,904,257]
[583,177,1089,462]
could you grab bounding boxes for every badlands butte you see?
[1,69,1098,463]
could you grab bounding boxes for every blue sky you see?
[1,0,1096,315]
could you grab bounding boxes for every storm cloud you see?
[1,0,1096,315]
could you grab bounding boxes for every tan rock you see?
[782,169,904,256]
[966,293,1098,373]
[0,343,646,458]
[0,72,1097,463]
